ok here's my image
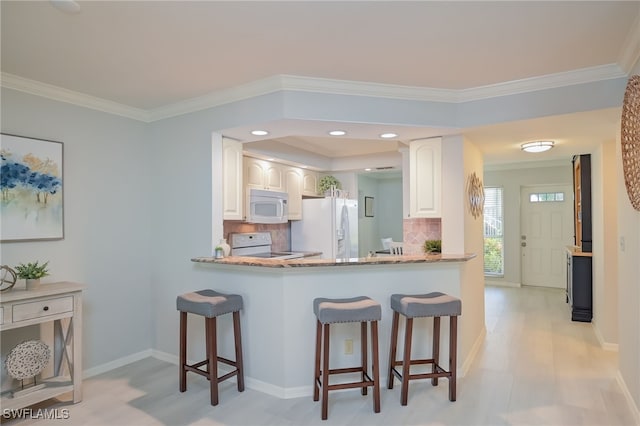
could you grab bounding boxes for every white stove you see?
[229,232,304,260]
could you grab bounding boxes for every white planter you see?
[25,279,41,291]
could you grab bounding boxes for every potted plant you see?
[319,175,341,196]
[15,261,49,290]
[422,240,442,254]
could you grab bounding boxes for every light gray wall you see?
[356,175,403,256]
[1,88,152,371]
[483,165,572,285]
[377,177,403,244]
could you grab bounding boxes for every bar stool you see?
[387,292,461,405]
[313,296,382,420]
[176,289,245,406]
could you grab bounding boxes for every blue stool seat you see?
[177,289,243,317]
[387,292,461,405]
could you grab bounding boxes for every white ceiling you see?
[1,1,639,168]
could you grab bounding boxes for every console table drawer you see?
[12,296,73,322]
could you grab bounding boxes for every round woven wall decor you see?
[467,171,484,219]
[622,75,640,211]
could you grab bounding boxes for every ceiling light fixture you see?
[251,130,269,136]
[380,133,398,139]
[364,168,372,171]
[521,140,554,153]
[50,0,81,14]
[329,130,346,136]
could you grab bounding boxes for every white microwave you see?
[246,189,288,224]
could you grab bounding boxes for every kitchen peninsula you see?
[190,253,483,399]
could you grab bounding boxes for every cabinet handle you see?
[43,306,49,311]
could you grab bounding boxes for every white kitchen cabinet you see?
[222,138,243,220]
[302,170,320,197]
[284,167,303,220]
[244,157,284,192]
[409,137,441,218]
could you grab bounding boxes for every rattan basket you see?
[622,75,640,211]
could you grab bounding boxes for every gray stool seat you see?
[177,289,243,317]
[314,296,382,324]
[390,292,461,318]
[313,296,381,420]
[177,289,244,406]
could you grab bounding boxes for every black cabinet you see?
[566,250,592,322]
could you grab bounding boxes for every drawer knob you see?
[43,306,49,311]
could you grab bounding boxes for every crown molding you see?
[1,64,629,124]
[458,64,626,102]
[279,74,456,102]
[619,11,640,74]
[147,75,286,122]
[0,72,149,122]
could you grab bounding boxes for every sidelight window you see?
[483,187,504,275]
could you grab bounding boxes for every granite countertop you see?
[191,253,476,268]
[565,246,593,257]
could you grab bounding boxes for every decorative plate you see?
[467,171,484,219]
[622,75,640,211]
[5,340,51,380]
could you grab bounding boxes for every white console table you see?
[0,281,85,410]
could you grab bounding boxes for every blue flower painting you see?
[1,134,64,241]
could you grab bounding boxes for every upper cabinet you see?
[222,138,243,220]
[409,137,442,218]
[573,154,592,252]
[302,169,320,197]
[244,157,284,192]
[284,167,303,220]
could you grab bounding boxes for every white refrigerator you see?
[291,197,358,259]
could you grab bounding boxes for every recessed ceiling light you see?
[251,130,269,136]
[521,140,554,153]
[364,168,372,171]
[329,130,346,136]
[380,133,398,139]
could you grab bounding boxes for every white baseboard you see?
[485,280,521,288]
[616,370,640,425]
[592,322,619,352]
[83,349,153,379]
[150,349,307,399]
[461,326,486,377]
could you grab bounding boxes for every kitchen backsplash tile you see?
[223,221,290,251]
[403,218,442,254]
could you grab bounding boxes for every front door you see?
[520,185,573,288]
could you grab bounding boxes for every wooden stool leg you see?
[400,317,413,406]
[179,312,187,392]
[449,315,458,402]
[206,317,219,406]
[371,320,381,413]
[321,323,330,420]
[233,311,245,392]
[361,321,368,396]
[387,311,399,390]
[432,316,441,386]
[313,320,322,402]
